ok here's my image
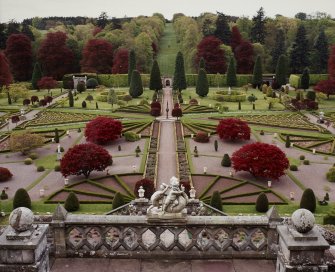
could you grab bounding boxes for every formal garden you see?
[1,10,335,227]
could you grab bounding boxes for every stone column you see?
[50,204,68,258]
[276,209,330,272]
[0,207,50,272]
[266,206,283,259]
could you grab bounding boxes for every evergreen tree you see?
[275,55,288,87]
[199,57,206,71]
[255,193,269,212]
[226,57,237,87]
[54,128,59,143]
[252,55,263,89]
[97,11,108,28]
[107,88,118,108]
[128,49,136,85]
[13,188,31,209]
[7,91,12,105]
[310,29,328,73]
[149,60,162,92]
[300,188,316,213]
[196,68,209,97]
[31,62,43,90]
[300,67,310,91]
[68,90,74,107]
[112,192,125,209]
[285,135,291,148]
[21,23,34,41]
[214,12,231,44]
[290,25,309,74]
[64,191,80,212]
[251,7,266,44]
[221,154,231,167]
[173,51,187,92]
[210,191,223,211]
[129,70,143,98]
[271,29,285,72]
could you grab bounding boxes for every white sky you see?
[0,0,334,23]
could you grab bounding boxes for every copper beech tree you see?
[85,117,122,145]
[216,118,251,141]
[37,77,57,93]
[232,142,289,180]
[60,143,112,178]
[0,52,13,88]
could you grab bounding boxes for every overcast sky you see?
[0,0,334,23]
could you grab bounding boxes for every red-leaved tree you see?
[235,40,254,74]
[37,76,57,93]
[172,107,183,120]
[230,26,243,52]
[5,34,32,81]
[61,143,112,178]
[38,31,75,80]
[328,45,335,80]
[216,118,251,141]
[112,48,129,74]
[196,36,226,74]
[31,95,39,104]
[85,117,122,145]
[232,142,289,179]
[0,52,13,88]
[81,39,114,73]
[314,79,335,99]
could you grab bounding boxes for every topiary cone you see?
[255,192,269,212]
[13,188,31,209]
[64,191,80,212]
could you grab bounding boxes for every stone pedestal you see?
[276,209,329,272]
[0,224,49,272]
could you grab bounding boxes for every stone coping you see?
[60,214,269,226]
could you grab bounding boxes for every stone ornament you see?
[9,207,34,232]
[291,208,315,233]
[147,176,188,215]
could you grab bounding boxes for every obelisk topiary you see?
[285,135,290,148]
[252,55,263,89]
[68,90,74,107]
[128,49,136,85]
[54,128,60,143]
[226,57,237,87]
[196,68,209,97]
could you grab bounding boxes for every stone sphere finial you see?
[291,209,315,233]
[9,207,34,232]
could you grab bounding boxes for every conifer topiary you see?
[112,192,125,209]
[210,191,223,211]
[13,188,31,209]
[64,191,80,212]
[300,188,316,213]
[285,135,290,148]
[255,192,269,212]
[129,70,143,98]
[68,90,74,107]
[221,154,231,167]
[54,128,60,143]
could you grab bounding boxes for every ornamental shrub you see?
[24,158,33,165]
[0,167,13,182]
[303,160,310,165]
[54,165,61,172]
[285,135,291,148]
[0,190,8,200]
[13,188,31,209]
[300,188,316,213]
[150,107,161,117]
[299,155,305,160]
[290,165,298,171]
[77,81,86,93]
[134,178,155,199]
[214,140,218,151]
[255,192,269,212]
[64,191,80,212]
[221,154,231,167]
[29,153,39,160]
[112,192,125,209]
[82,100,87,108]
[189,98,198,105]
[324,210,335,225]
[306,91,316,101]
[326,167,335,182]
[124,131,140,142]
[37,166,45,172]
[86,78,98,89]
[194,132,209,143]
[210,191,222,211]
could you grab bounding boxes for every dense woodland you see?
[0,9,335,86]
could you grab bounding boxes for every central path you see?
[156,87,177,187]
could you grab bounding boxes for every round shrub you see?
[299,155,305,160]
[194,132,209,143]
[210,191,222,211]
[134,178,155,199]
[28,152,38,160]
[112,192,125,210]
[0,189,8,200]
[290,165,298,171]
[86,78,98,89]
[0,167,13,182]
[77,81,86,93]
[256,193,269,212]
[124,131,140,142]
[64,191,80,212]
[13,188,31,209]
[37,166,45,172]
[326,167,335,182]
[54,165,61,172]
[303,160,310,165]
[221,154,231,167]
[306,91,316,101]
[300,188,316,213]
[189,98,198,105]
[150,107,161,117]
[24,158,33,165]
